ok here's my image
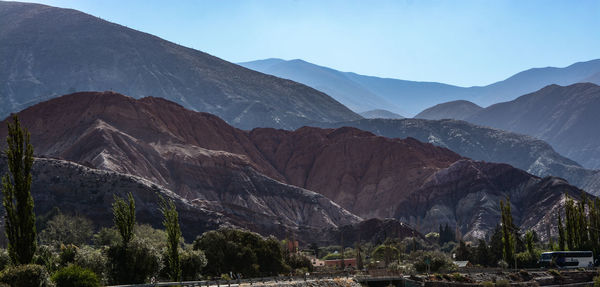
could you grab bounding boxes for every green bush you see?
[548,269,561,277]
[180,249,207,281]
[59,244,78,266]
[496,279,510,287]
[482,281,494,287]
[52,265,100,287]
[106,238,162,284]
[0,264,52,287]
[412,251,456,272]
[34,245,59,273]
[593,275,600,287]
[74,246,107,283]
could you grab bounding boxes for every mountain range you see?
[0,1,360,130]
[0,91,588,240]
[240,58,600,117]
[315,118,600,195]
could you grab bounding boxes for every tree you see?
[455,240,471,261]
[39,214,93,247]
[558,213,566,250]
[1,115,36,264]
[488,225,504,266]
[525,230,535,255]
[159,196,181,282]
[112,193,135,246]
[474,239,490,267]
[500,198,515,267]
[371,243,399,267]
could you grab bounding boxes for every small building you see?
[310,257,325,267]
[324,258,357,269]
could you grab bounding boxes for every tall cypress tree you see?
[160,196,182,282]
[112,192,136,246]
[2,115,37,265]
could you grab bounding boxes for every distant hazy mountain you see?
[0,2,360,130]
[316,118,600,195]
[238,59,398,113]
[467,83,600,170]
[359,109,404,119]
[415,100,482,120]
[241,58,600,117]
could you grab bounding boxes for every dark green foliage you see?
[39,214,93,247]
[106,239,161,284]
[0,264,51,287]
[112,193,135,246]
[51,265,100,287]
[412,251,455,272]
[593,275,600,287]
[180,249,207,281]
[438,224,455,245]
[59,244,78,267]
[73,246,107,283]
[557,193,600,256]
[454,241,470,261]
[33,245,59,274]
[488,225,503,266]
[159,196,181,281]
[0,250,10,271]
[515,250,540,268]
[558,213,566,250]
[500,198,516,266]
[1,115,37,265]
[284,252,313,272]
[371,243,400,267]
[193,228,289,277]
[525,231,534,254]
[473,239,490,267]
[92,228,120,247]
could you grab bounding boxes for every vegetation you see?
[159,196,181,281]
[557,193,600,255]
[500,197,516,267]
[51,265,100,287]
[39,214,93,247]
[112,193,136,246]
[0,264,51,287]
[1,115,37,265]
[193,228,288,277]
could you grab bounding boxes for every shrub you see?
[180,249,207,281]
[482,281,494,287]
[74,246,107,283]
[548,269,561,277]
[0,264,52,287]
[106,238,162,284]
[59,244,78,266]
[496,279,510,287]
[412,251,456,272]
[92,228,120,247]
[34,245,59,273]
[52,265,100,287]
[39,214,93,247]
[593,275,600,287]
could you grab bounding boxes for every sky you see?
[16,0,600,87]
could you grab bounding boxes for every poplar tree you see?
[160,196,182,282]
[500,198,515,266]
[112,193,136,246]
[557,213,566,250]
[2,115,37,264]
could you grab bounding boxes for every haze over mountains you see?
[466,83,600,170]
[0,91,588,240]
[0,1,360,130]
[240,58,600,117]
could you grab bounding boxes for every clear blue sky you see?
[17,0,600,87]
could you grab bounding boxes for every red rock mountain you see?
[0,92,586,239]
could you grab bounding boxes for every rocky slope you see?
[1,92,589,240]
[0,2,360,130]
[315,118,600,195]
[359,109,404,119]
[415,100,482,120]
[467,83,600,169]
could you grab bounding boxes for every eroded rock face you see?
[0,92,589,240]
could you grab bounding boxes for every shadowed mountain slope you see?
[415,100,482,120]
[0,1,360,130]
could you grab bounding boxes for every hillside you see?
[1,92,588,240]
[415,100,482,120]
[241,58,600,116]
[359,109,404,119]
[467,83,600,169]
[315,118,600,195]
[0,1,360,130]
